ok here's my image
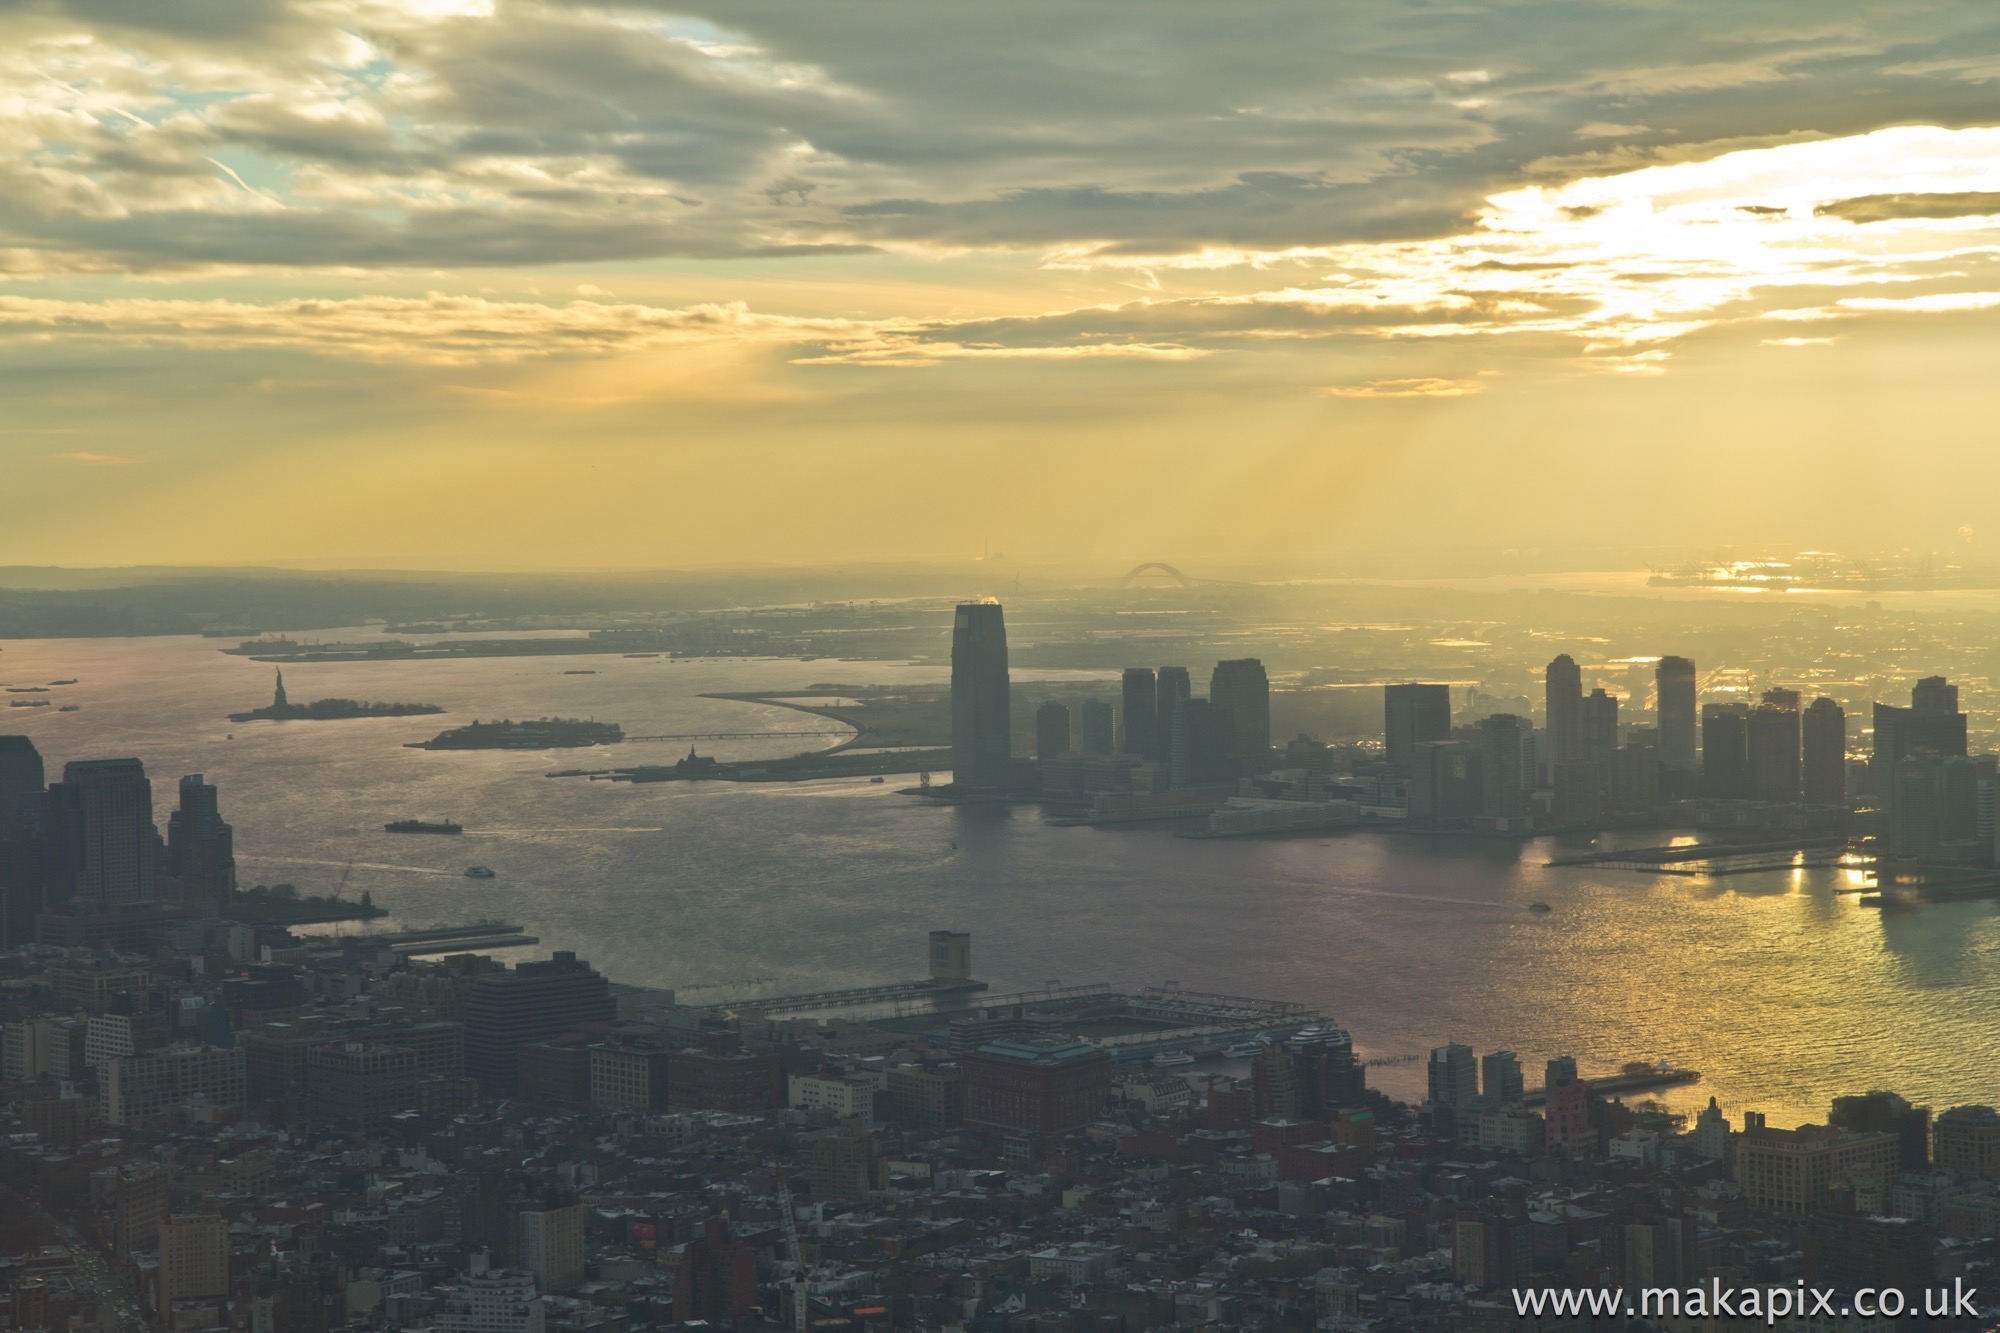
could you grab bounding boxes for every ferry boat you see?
[1223,1041,1266,1059]
[464,866,496,879]
[1152,1051,1196,1068]
[1528,902,1552,913]
[385,818,463,835]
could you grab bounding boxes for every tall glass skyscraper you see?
[950,601,1012,789]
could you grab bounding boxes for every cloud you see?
[1319,378,1484,399]
[50,450,136,464]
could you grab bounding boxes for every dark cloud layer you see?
[6,0,2000,271]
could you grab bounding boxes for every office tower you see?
[1580,688,1618,785]
[1873,676,1967,791]
[517,1202,587,1294]
[1934,1105,2000,1183]
[1614,738,1661,813]
[1209,658,1272,777]
[1427,1043,1478,1107]
[465,952,615,1095]
[950,602,1012,789]
[1701,703,1751,799]
[1120,668,1157,758]
[1170,697,1224,789]
[1747,690,1802,803]
[1477,714,1525,827]
[1077,698,1115,756]
[63,759,159,906]
[1411,740,1479,828]
[167,775,235,917]
[0,736,43,839]
[1544,656,1583,770]
[1481,1051,1524,1107]
[1655,656,1698,779]
[1545,1054,1578,1088]
[1384,683,1452,776]
[1154,666,1191,760]
[1033,700,1071,761]
[1803,698,1847,805]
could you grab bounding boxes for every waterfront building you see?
[962,1038,1112,1137]
[1384,684,1451,777]
[1655,656,1698,780]
[1410,741,1479,828]
[928,930,972,981]
[1748,690,1803,804]
[1734,1122,1899,1215]
[1078,697,1116,756]
[1034,699,1071,761]
[1481,1050,1524,1106]
[1934,1105,2000,1183]
[166,775,234,917]
[1701,702,1752,799]
[464,952,615,1096]
[61,758,159,906]
[1476,713,1526,830]
[1154,666,1191,769]
[949,601,1012,790]
[1209,658,1271,777]
[1803,697,1848,805]
[1120,668,1157,758]
[1580,687,1619,801]
[1544,656,1583,772]
[1426,1043,1477,1107]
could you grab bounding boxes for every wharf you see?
[1521,1066,1700,1107]
[699,976,987,1016]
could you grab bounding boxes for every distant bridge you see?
[1118,562,1252,588]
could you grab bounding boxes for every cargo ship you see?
[385,819,463,835]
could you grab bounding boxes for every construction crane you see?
[776,1164,808,1333]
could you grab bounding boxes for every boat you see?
[1152,1051,1195,1068]
[385,819,463,835]
[1528,902,1552,913]
[8,699,48,708]
[58,705,79,712]
[464,866,496,879]
[869,776,885,784]
[48,678,77,685]
[1223,1041,1265,1059]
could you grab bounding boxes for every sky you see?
[5,0,2000,571]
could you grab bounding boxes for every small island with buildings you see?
[228,670,443,723]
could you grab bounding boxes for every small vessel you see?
[58,705,79,712]
[1152,1051,1195,1068]
[385,819,463,835]
[464,866,496,879]
[561,669,598,675]
[1528,902,1552,913]
[48,678,77,685]
[1223,1041,1265,1059]
[869,776,885,784]
[8,699,48,708]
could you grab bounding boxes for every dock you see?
[302,922,540,956]
[699,977,988,1017]
[1521,1066,1700,1106]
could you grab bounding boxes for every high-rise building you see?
[159,1213,230,1303]
[949,602,1012,790]
[1077,698,1115,756]
[62,759,159,906]
[1384,684,1452,776]
[1748,689,1803,804]
[1544,656,1583,771]
[167,775,235,917]
[1209,659,1271,777]
[1701,703,1752,799]
[1120,668,1157,758]
[1934,1105,2000,1183]
[1154,666,1191,762]
[1481,1051,1524,1107]
[0,736,43,840]
[1033,700,1071,761]
[1477,714,1526,829]
[1581,688,1619,793]
[465,953,615,1095]
[1803,698,1847,806]
[1427,1043,1478,1107]
[1873,675,1966,797]
[1655,657,1698,778]
[1169,697,1225,789]
[517,1203,586,1294]
[1411,741,1479,828]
